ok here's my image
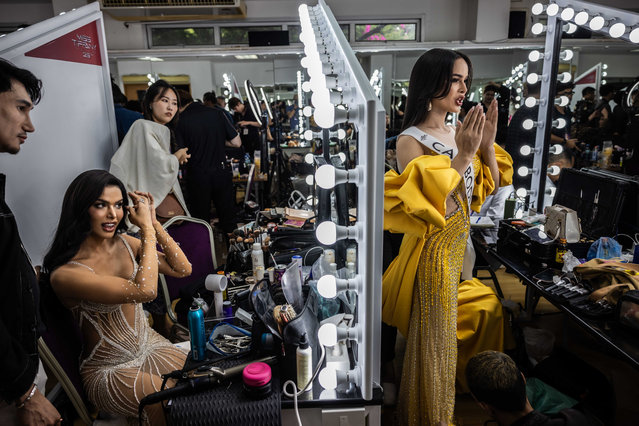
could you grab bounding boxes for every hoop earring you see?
[427,101,432,112]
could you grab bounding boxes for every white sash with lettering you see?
[401,126,474,211]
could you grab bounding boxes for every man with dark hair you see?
[111,80,142,144]
[175,93,242,233]
[575,86,596,129]
[589,84,616,138]
[215,95,234,124]
[228,96,261,160]
[202,90,216,107]
[0,59,62,425]
[482,82,510,145]
[466,351,594,426]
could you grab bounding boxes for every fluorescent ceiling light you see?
[138,56,163,62]
[235,54,258,59]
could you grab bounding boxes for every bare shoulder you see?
[50,263,91,288]
[396,134,422,151]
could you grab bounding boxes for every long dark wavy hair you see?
[42,170,129,277]
[401,48,473,131]
[142,79,180,151]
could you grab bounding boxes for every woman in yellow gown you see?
[382,48,511,425]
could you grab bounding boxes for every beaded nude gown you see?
[69,235,186,421]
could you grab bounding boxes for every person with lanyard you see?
[382,48,512,425]
[0,58,62,425]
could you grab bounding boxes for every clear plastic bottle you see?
[251,242,265,276]
[296,333,313,392]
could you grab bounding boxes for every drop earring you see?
[427,101,432,112]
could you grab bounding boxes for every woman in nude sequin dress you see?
[42,170,192,424]
[382,49,506,425]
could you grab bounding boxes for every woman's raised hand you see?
[481,99,498,150]
[455,104,485,158]
[127,191,153,230]
[174,147,191,165]
[133,191,158,225]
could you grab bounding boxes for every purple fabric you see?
[164,221,216,300]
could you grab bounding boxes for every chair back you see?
[38,293,92,424]
[161,216,218,301]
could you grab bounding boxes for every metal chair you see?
[158,215,219,332]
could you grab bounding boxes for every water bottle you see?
[188,302,206,361]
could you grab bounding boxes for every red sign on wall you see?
[25,20,102,66]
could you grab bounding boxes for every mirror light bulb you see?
[630,28,639,44]
[516,187,528,198]
[523,119,536,130]
[557,96,569,107]
[301,81,312,92]
[517,166,530,177]
[589,16,605,31]
[317,275,337,298]
[551,144,563,155]
[520,145,533,156]
[546,3,559,17]
[547,187,557,197]
[314,104,336,128]
[559,72,571,83]
[528,50,542,62]
[560,7,574,21]
[303,105,313,117]
[525,97,537,108]
[609,22,626,38]
[526,73,540,85]
[562,49,574,61]
[548,165,561,176]
[319,367,337,390]
[574,11,589,26]
[336,128,346,139]
[304,130,315,141]
[531,23,545,35]
[531,3,544,15]
[305,175,314,186]
[565,23,578,34]
[304,152,315,164]
[318,323,337,347]
[555,118,566,129]
[315,164,336,189]
[316,221,336,245]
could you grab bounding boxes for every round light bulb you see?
[552,144,563,155]
[311,89,330,109]
[630,28,639,44]
[319,367,337,390]
[602,71,608,77]
[517,71,523,78]
[548,187,557,197]
[316,221,337,245]
[562,49,574,61]
[601,79,607,85]
[525,97,537,108]
[300,56,312,69]
[301,81,312,92]
[560,7,574,21]
[565,23,578,34]
[558,96,569,107]
[303,105,314,117]
[523,119,535,130]
[528,50,542,62]
[531,2,544,15]
[517,166,530,177]
[304,130,315,141]
[556,118,566,129]
[315,164,335,189]
[531,23,545,35]
[609,23,626,38]
[304,153,315,164]
[526,73,539,84]
[559,72,571,83]
[520,145,533,156]
[546,3,559,17]
[516,87,522,94]
[589,16,605,31]
[603,64,608,70]
[574,11,589,26]
[336,128,346,139]
[317,275,337,298]
[516,187,528,198]
[314,104,336,128]
[548,165,561,176]
[305,174,314,186]
[516,96,521,101]
[318,323,337,347]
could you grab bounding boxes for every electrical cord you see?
[282,344,326,426]
[303,246,324,266]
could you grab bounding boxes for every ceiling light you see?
[234,55,258,60]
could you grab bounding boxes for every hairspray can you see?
[188,302,206,361]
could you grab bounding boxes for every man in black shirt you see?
[0,59,61,425]
[482,82,510,146]
[466,351,595,426]
[176,92,242,233]
[228,97,261,160]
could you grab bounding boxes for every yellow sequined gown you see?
[383,135,513,425]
